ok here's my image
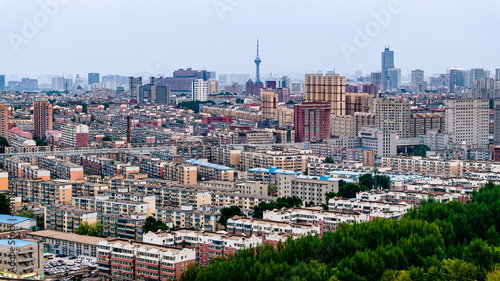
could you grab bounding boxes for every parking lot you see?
[44,254,97,277]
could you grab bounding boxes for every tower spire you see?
[254,37,261,82]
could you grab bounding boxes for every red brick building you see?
[294,102,331,142]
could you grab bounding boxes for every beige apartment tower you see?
[261,90,279,120]
[305,73,346,116]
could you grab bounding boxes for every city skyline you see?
[1,0,499,78]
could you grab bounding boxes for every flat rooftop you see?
[29,230,104,246]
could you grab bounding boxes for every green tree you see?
[143,216,169,233]
[102,136,112,141]
[0,194,11,215]
[286,100,295,105]
[323,157,335,163]
[268,184,277,196]
[218,206,243,228]
[376,175,391,190]
[235,98,244,104]
[358,173,374,190]
[75,222,103,237]
[252,196,302,219]
[412,145,431,157]
[0,137,9,147]
[486,226,500,246]
[34,138,46,146]
[17,210,36,219]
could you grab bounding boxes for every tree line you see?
[181,181,500,281]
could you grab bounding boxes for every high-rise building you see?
[34,98,53,140]
[305,73,346,116]
[246,79,264,96]
[61,123,89,147]
[449,68,465,93]
[294,102,331,142]
[411,69,424,86]
[387,68,401,91]
[0,103,9,139]
[373,97,411,138]
[88,73,99,85]
[0,75,4,91]
[261,90,278,120]
[192,79,208,101]
[51,77,66,91]
[345,92,374,115]
[371,72,382,87]
[496,68,500,81]
[381,47,394,86]
[445,98,488,146]
[471,68,486,82]
[129,77,142,98]
[138,84,170,104]
[150,77,164,86]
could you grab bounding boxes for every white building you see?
[192,79,208,102]
[61,123,89,147]
[359,126,397,157]
[445,98,488,146]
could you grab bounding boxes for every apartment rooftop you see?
[29,230,103,246]
[0,239,36,248]
[184,159,234,171]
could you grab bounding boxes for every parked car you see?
[68,256,77,260]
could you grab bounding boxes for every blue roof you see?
[246,167,299,175]
[0,239,36,247]
[0,215,36,225]
[184,159,234,171]
[296,175,354,183]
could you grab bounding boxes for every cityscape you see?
[1,0,500,280]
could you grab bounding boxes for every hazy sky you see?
[1,0,499,80]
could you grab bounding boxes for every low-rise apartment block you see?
[44,204,98,233]
[156,205,221,231]
[184,159,235,181]
[0,239,43,279]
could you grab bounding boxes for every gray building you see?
[129,76,142,98]
[445,98,488,146]
[387,68,401,91]
[0,75,5,90]
[138,84,170,104]
[449,68,465,93]
[373,97,410,138]
[411,69,424,86]
[371,72,382,86]
[494,100,500,144]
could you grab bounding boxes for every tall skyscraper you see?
[208,79,220,94]
[381,47,394,86]
[255,38,261,82]
[150,77,164,86]
[495,68,500,81]
[261,90,278,120]
[129,77,142,98]
[0,103,9,139]
[373,97,411,138]
[0,75,5,91]
[445,98,488,146]
[449,68,465,93]
[471,68,486,82]
[192,79,208,101]
[305,73,346,116]
[294,102,331,142]
[411,69,424,86]
[88,73,100,85]
[494,100,500,144]
[138,85,170,104]
[34,98,53,140]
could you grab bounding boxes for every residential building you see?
[192,79,208,101]
[359,127,397,157]
[129,77,142,98]
[156,205,220,231]
[184,159,234,181]
[277,174,343,205]
[411,69,424,86]
[345,92,374,115]
[61,123,89,147]
[294,102,331,142]
[373,97,411,138]
[305,73,346,116]
[33,98,53,140]
[261,90,278,120]
[0,215,36,231]
[445,98,489,146]
[0,239,43,279]
[88,73,100,85]
[0,103,8,139]
[97,238,196,280]
[100,213,146,241]
[410,113,445,138]
[44,205,97,233]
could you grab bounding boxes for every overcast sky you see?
[1,0,499,80]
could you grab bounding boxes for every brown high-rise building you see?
[345,92,374,115]
[34,99,53,140]
[0,103,9,139]
[305,74,346,116]
[261,90,278,120]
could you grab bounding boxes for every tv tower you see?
[254,37,261,82]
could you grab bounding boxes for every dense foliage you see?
[0,194,11,215]
[143,216,169,233]
[75,222,103,236]
[178,100,215,113]
[218,206,244,228]
[181,181,500,281]
[252,196,303,219]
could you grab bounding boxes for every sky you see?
[1,0,499,80]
